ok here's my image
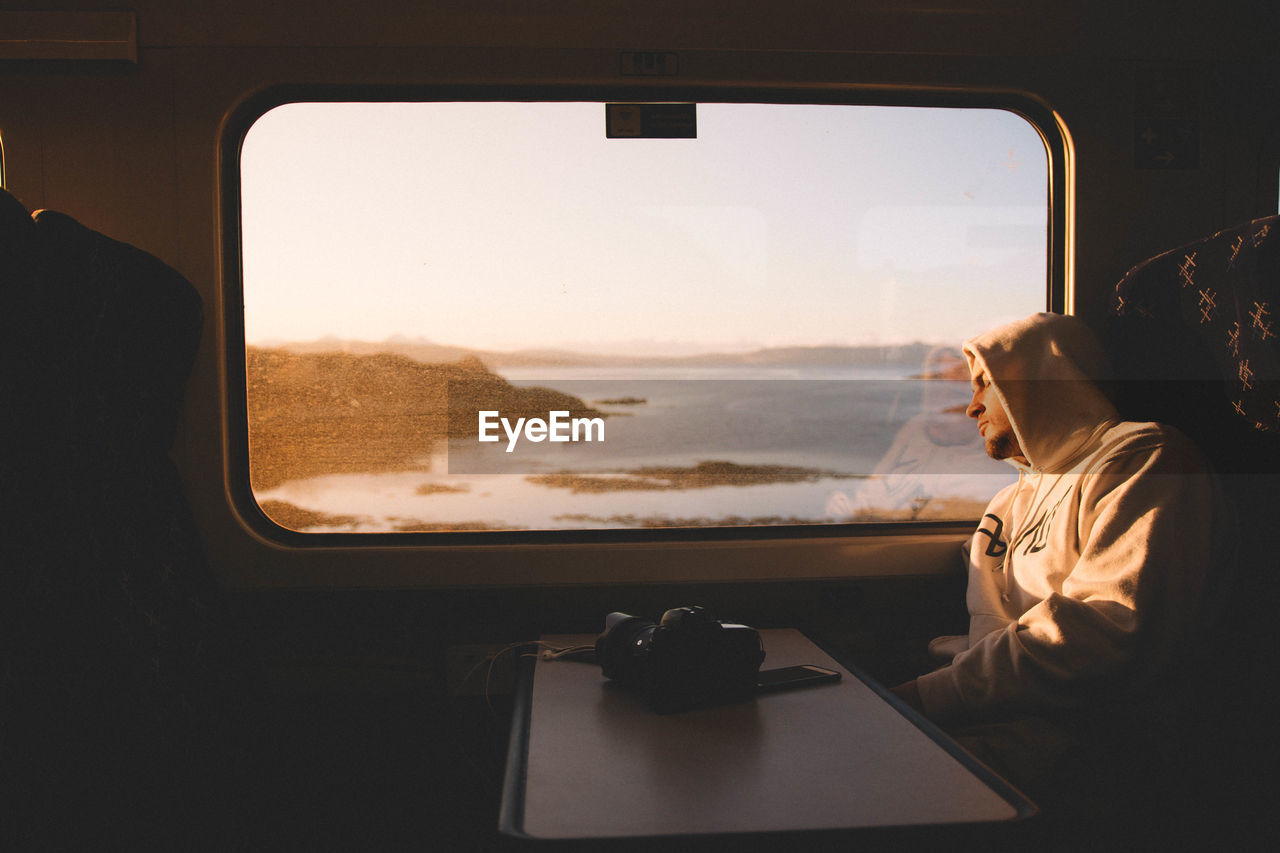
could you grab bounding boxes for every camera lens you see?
[595,612,657,682]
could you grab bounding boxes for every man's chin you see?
[985,436,1016,461]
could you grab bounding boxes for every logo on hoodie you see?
[976,513,1008,559]
[1012,492,1069,556]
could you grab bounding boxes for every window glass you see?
[240,102,1047,533]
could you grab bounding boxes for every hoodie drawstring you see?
[1002,467,1051,600]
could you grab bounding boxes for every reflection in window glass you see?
[240,102,1047,532]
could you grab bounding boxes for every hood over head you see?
[963,312,1119,473]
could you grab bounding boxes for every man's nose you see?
[966,391,983,419]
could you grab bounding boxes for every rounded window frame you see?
[220,83,1072,549]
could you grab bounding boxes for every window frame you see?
[220,83,1072,549]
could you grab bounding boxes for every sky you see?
[239,101,1047,354]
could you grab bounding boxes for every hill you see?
[246,348,602,490]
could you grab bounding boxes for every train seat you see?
[1,187,254,848]
[1104,214,1280,848]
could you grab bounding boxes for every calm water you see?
[256,365,1016,531]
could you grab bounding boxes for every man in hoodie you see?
[889,312,1233,801]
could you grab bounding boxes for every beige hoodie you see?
[916,313,1234,727]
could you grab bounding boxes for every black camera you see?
[595,606,766,713]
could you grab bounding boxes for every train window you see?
[238,101,1048,534]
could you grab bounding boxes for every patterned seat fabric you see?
[1106,215,1280,474]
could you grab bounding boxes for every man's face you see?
[966,362,1028,464]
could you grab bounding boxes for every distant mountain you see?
[273,337,478,363]
[665,343,937,368]
[263,337,940,370]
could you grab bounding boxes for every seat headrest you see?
[0,190,203,455]
[1106,215,1280,472]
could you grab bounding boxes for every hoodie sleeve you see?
[915,429,1226,724]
